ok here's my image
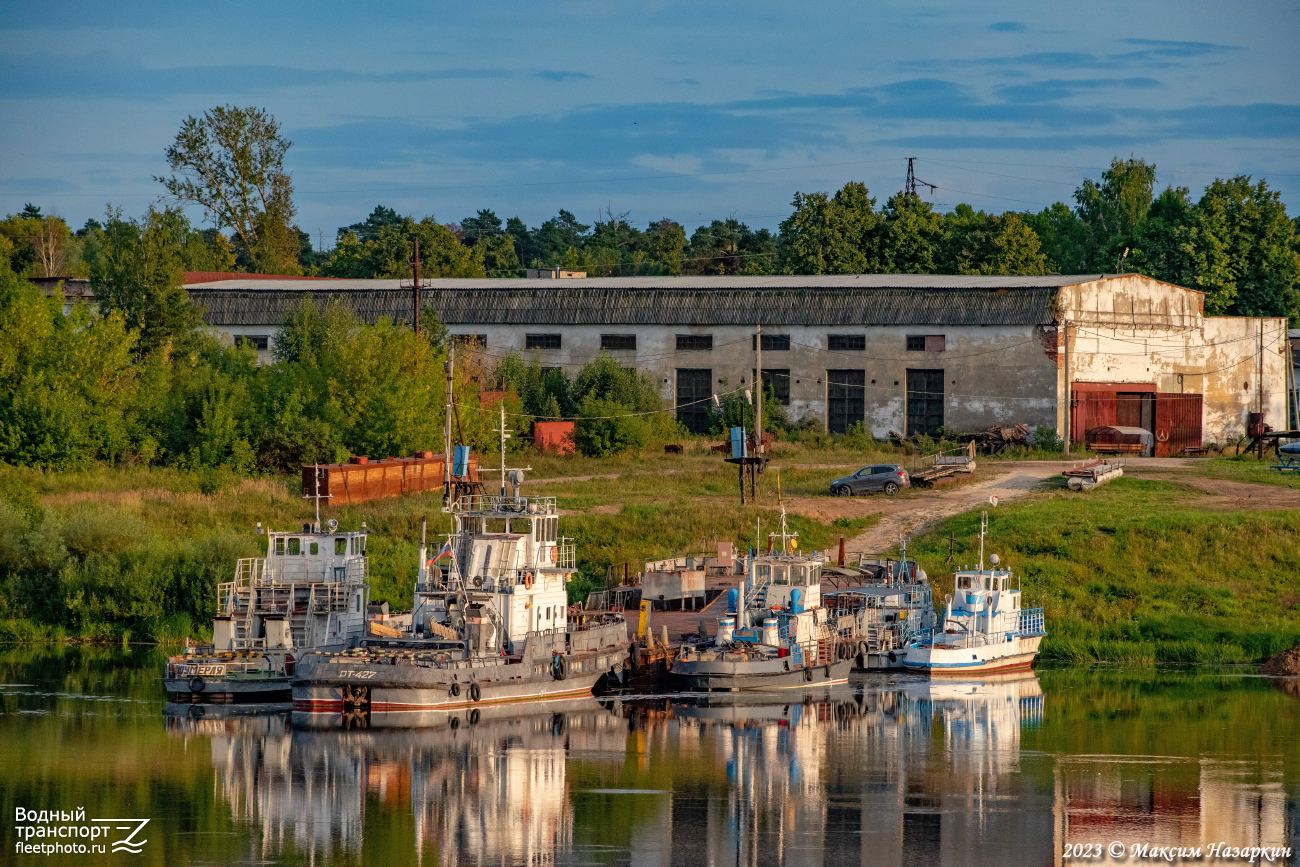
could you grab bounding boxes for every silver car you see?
[830,464,910,496]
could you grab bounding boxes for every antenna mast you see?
[444,342,455,507]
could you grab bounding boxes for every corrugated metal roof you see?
[186,274,1103,291]
[189,284,1061,327]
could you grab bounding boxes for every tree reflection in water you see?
[155,670,1297,866]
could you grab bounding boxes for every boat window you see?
[335,537,347,555]
[957,576,970,589]
[791,565,805,585]
[1012,596,1019,609]
[309,542,319,555]
[287,538,300,556]
[511,517,531,535]
[547,517,558,542]
[756,564,770,581]
[773,566,787,584]
[275,538,285,556]
[811,564,820,584]
[486,518,507,534]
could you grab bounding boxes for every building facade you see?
[185,273,1288,448]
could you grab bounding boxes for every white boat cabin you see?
[213,522,370,652]
[937,566,1024,647]
[414,495,577,655]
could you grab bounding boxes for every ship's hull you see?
[163,676,292,703]
[292,639,628,718]
[668,657,853,692]
[903,635,1042,676]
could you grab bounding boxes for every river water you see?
[0,647,1295,866]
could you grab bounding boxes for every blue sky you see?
[2,0,1297,245]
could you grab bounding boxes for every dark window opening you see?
[601,334,637,351]
[828,334,865,351]
[453,334,487,348]
[753,369,791,406]
[526,333,562,350]
[676,369,713,434]
[236,335,269,351]
[676,334,713,351]
[906,335,946,352]
[827,370,865,435]
[906,369,944,436]
[752,334,791,351]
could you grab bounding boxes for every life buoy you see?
[189,676,205,693]
[552,654,569,681]
[524,571,534,590]
[449,681,461,697]
[468,682,481,702]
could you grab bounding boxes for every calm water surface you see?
[0,647,1296,866]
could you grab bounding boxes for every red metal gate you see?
[1153,393,1203,457]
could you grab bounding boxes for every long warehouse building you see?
[185,273,1289,452]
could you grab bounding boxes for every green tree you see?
[90,206,202,357]
[0,263,140,467]
[158,105,301,274]
[880,193,946,273]
[1178,176,1300,317]
[778,182,882,275]
[319,216,482,279]
[944,209,1048,275]
[1074,156,1157,271]
[1022,203,1089,273]
[646,219,687,275]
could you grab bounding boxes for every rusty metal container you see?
[302,452,479,505]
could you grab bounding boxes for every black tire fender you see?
[468,682,481,702]
[449,681,461,697]
[553,655,568,681]
[188,676,205,693]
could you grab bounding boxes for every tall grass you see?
[909,477,1300,664]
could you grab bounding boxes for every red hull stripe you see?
[293,685,594,713]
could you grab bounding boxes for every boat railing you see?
[557,539,576,569]
[1018,608,1045,636]
[452,494,557,514]
[924,609,1045,649]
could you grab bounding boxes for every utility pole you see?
[755,323,763,460]
[411,238,422,338]
[1063,320,1071,456]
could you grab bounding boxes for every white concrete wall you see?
[1057,276,1288,444]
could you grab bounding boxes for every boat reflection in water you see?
[164,672,1295,866]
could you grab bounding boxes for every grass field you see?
[907,476,1300,664]
[2,443,1298,664]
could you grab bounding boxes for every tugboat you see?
[668,502,852,691]
[824,545,937,670]
[292,405,629,721]
[903,512,1045,675]
[164,517,371,704]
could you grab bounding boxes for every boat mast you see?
[443,343,454,507]
[978,511,988,571]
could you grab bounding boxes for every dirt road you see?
[780,458,1287,556]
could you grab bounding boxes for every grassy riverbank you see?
[0,454,876,644]
[2,450,1297,662]
[908,476,1300,664]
